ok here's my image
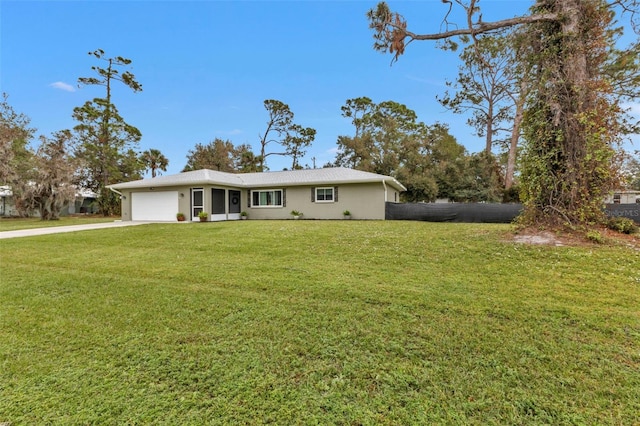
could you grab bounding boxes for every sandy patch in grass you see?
[509,226,640,250]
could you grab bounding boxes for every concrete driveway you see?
[0,221,151,239]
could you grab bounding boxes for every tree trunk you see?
[485,105,494,154]
[505,84,525,190]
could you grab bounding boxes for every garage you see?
[131,191,179,221]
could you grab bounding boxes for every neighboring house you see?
[108,167,406,222]
[0,185,97,217]
[0,186,15,216]
[605,190,640,204]
[62,188,99,215]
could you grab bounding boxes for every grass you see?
[0,215,118,232]
[1,221,639,424]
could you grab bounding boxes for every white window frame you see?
[251,189,283,208]
[315,187,334,203]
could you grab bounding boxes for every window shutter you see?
[283,189,287,207]
[334,186,338,202]
[247,190,251,208]
[311,187,315,202]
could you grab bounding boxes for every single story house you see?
[605,190,640,204]
[0,185,97,217]
[108,167,406,222]
[0,186,13,216]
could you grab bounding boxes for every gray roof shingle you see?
[108,167,406,191]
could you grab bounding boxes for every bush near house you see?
[606,217,638,234]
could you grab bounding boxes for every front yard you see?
[1,221,638,424]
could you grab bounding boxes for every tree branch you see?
[405,13,560,41]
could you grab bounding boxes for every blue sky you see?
[1,0,637,176]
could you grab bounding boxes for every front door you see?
[191,188,204,221]
[229,190,241,219]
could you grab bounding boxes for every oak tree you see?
[22,131,78,220]
[183,139,236,172]
[336,98,479,202]
[233,143,262,173]
[0,93,34,187]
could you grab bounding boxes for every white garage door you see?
[132,191,179,221]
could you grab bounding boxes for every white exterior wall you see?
[605,191,640,204]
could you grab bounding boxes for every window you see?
[251,189,283,207]
[315,187,334,203]
[613,193,621,204]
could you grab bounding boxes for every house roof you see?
[0,185,96,198]
[108,167,407,192]
[0,186,12,197]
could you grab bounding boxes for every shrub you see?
[606,217,638,235]
[586,230,605,244]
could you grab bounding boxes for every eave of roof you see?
[108,167,407,192]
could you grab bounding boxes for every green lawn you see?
[0,215,118,232]
[1,221,638,424]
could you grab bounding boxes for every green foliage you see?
[140,148,169,178]
[183,139,262,173]
[337,99,461,202]
[366,1,639,229]
[518,1,622,227]
[0,93,38,217]
[604,40,640,134]
[586,230,605,243]
[449,151,504,202]
[74,50,143,216]
[1,98,78,220]
[258,100,315,171]
[183,138,236,172]
[623,150,640,190]
[502,184,521,203]
[283,124,315,170]
[22,131,78,220]
[437,31,519,153]
[290,210,302,217]
[336,98,506,202]
[1,222,639,423]
[0,93,35,187]
[606,217,638,234]
[234,143,262,173]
